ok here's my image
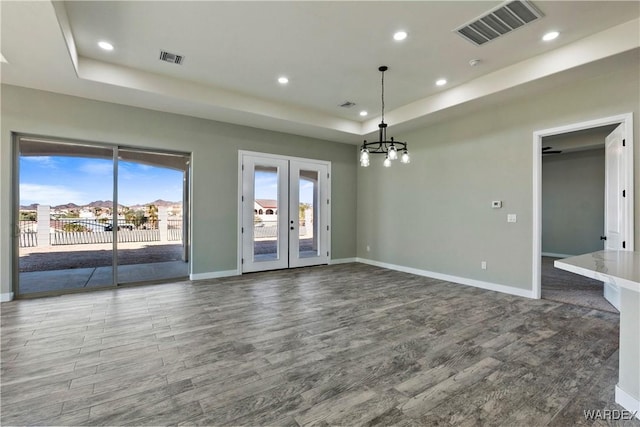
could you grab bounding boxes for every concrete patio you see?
[18,242,188,295]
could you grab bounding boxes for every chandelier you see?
[359,66,410,167]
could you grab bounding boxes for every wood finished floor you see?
[1,263,637,426]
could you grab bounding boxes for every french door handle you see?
[600,236,607,240]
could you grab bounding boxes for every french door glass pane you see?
[254,165,279,262]
[299,169,319,259]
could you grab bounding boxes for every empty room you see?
[1,1,639,426]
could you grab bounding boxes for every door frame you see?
[532,113,634,299]
[237,150,332,274]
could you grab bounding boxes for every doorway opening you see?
[239,151,331,273]
[532,114,634,308]
[14,135,191,297]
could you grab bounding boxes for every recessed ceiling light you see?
[542,31,559,41]
[359,111,368,117]
[436,79,447,86]
[98,41,114,51]
[393,31,408,41]
[278,76,289,84]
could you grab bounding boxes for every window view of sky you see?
[254,170,314,205]
[20,156,183,206]
[20,156,313,208]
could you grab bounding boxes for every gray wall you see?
[542,148,605,256]
[0,85,358,295]
[356,58,639,292]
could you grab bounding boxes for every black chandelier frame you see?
[360,66,409,161]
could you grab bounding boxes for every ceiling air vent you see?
[455,0,543,46]
[159,50,184,65]
[339,101,356,108]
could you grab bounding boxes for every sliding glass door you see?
[15,136,190,297]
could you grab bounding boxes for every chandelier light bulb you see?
[383,156,392,168]
[401,149,410,164]
[360,148,370,167]
[388,144,398,160]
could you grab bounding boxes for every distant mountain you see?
[20,199,180,210]
[86,200,115,208]
[149,199,179,207]
[53,202,80,210]
[130,199,180,209]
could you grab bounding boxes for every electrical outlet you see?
[481,261,487,270]
[507,214,517,223]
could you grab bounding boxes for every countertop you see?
[554,250,640,292]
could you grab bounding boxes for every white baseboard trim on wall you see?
[615,385,640,419]
[330,258,357,265]
[541,252,575,258]
[190,270,240,281]
[0,292,15,302]
[356,258,535,299]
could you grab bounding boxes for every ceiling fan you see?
[542,146,562,155]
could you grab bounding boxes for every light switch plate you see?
[492,201,502,208]
[507,214,517,223]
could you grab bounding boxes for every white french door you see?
[240,152,330,273]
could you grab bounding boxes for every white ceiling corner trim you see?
[51,1,79,74]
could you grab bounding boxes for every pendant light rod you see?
[379,65,387,124]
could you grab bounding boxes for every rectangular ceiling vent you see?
[339,101,356,108]
[455,0,543,46]
[159,50,184,65]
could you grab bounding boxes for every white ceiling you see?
[1,1,639,144]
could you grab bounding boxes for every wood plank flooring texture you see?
[1,263,637,426]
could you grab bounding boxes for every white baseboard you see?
[542,252,575,258]
[355,258,535,299]
[615,385,640,419]
[330,258,357,265]
[190,270,239,281]
[0,292,14,302]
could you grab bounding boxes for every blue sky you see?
[20,155,313,207]
[255,170,314,205]
[20,156,183,206]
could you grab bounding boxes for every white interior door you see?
[604,124,625,250]
[241,153,330,273]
